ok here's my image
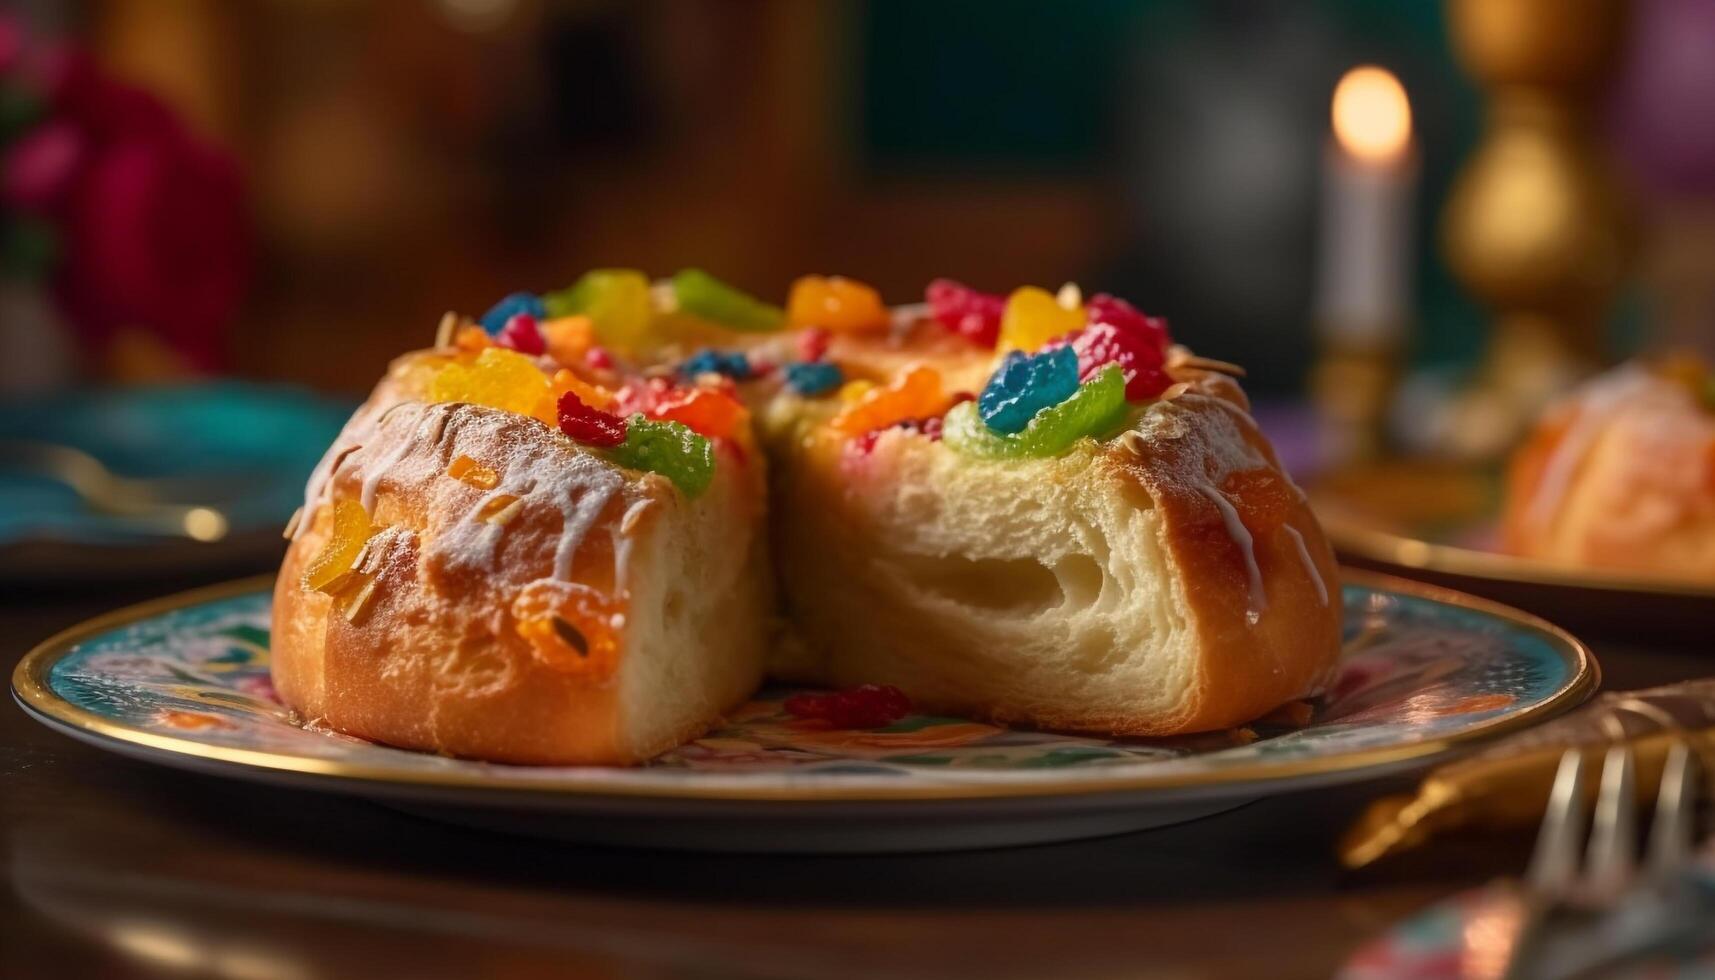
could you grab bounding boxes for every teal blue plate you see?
[0,383,352,580]
[12,571,1597,852]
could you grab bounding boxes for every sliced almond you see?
[339,574,379,623]
[1116,430,1148,456]
[282,506,303,540]
[478,494,524,525]
[433,311,460,349]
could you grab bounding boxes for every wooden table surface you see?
[2,571,1707,980]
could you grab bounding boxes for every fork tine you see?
[1648,741,1698,874]
[1528,749,1590,894]
[1585,745,1638,898]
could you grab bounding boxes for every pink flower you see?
[55,132,251,368]
[2,120,84,211]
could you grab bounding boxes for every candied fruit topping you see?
[557,391,629,447]
[784,685,912,728]
[302,499,378,594]
[453,324,491,352]
[480,292,546,335]
[787,275,889,332]
[944,364,1128,458]
[797,327,831,362]
[446,455,499,490]
[1047,321,1171,401]
[585,345,616,371]
[978,346,1080,433]
[998,285,1083,353]
[545,269,653,352]
[607,416,716,498]
[671,268,784,332]
[494,312,546,355]
[1086,292,1171,350]
[829,364,951,437]
[650,386,746,441]
[512,581,622,678]
[926,278,1005,347]
[680,348,754,381]
[429,347,551,420]
[546,368,614,411]
[541,315,594,366]
[783,360,843,396]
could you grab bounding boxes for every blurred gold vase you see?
[1436,0,1632,459]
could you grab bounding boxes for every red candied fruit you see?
[495,313,546,355]
[557,391,628,446]
[1086,293,1171,351]
[926,278,1005,347]
[784,684,912,728]
[1051,322,1171,401]
[585,345,615,370]
[848,416,947,456]
[798,327,831,362]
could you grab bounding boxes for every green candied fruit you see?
[545,269,653,351]
[607,416,716,498]
[671,268,785,332]
[944,364,1129,459]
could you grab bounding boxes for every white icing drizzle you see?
[359,433,418,516]
[1282,524,1327,605]
[306,401,631,583]
[1197,482,1267,621]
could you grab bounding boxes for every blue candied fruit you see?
[480,291,547,335]
[782,360,844,396]
[680,348,754,381]
[977,345,1080,434]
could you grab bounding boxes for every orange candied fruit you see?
[787,275,890,333]
[302,498,378,594]
[453,324,492,352]
[511,581,623,678]
[828,364,951,436]
[541,315,596,368]
[446,455,499,490]
[651,386,747,441]
[539,368,614,424]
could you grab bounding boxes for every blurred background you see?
[3,0,1715,574]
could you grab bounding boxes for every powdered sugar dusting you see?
[311,401,633,584]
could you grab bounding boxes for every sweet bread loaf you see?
[274,272,1342,762]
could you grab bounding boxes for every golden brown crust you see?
[275,401,652,764]
[1104,384,1342,734]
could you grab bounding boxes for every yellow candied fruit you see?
[302,499,378,594]
[430,347,551,420]
[542,315,595,368]
[838,379,875,404]
[829,364,951,436]
[787,275,890,332]
[512,582,623,678]
[998,285,1084,353]
[446,455,499,490]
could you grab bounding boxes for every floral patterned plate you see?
[12,571,1596,852]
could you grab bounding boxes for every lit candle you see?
[1315,66,1418,344]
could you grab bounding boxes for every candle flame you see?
[1332,66,1411,163]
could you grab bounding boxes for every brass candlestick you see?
[1437,0,1633,459]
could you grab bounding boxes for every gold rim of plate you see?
[1320,509,1715,601]
[11,569,1599,803]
